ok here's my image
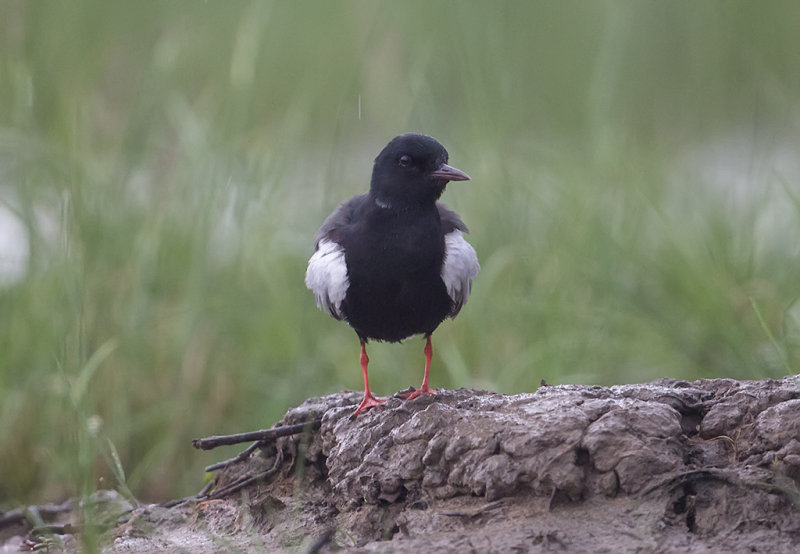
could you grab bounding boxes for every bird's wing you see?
[305,194,367,320]
[313,193,368,249]
[305,239,348,320]
[438,203,480,318]
[437,203,469,234]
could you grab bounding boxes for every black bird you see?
[305,133,479,415]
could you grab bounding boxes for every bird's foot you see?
[351,391,387,417]
[398,385,436,401]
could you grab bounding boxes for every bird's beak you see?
[430,163,470,182]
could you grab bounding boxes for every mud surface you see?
[4,376,800,552]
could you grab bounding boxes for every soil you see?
[4,376,800,552]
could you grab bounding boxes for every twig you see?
[196,480,215,498]
[0,510,26,530]
[158,480,216,509]
[192,419,322,450]
[0,500,74,530]
[207,449,284,500]
[30,523,81,537]
[205,441,261,472]
[207,473,270,500]
[164,419,318,507]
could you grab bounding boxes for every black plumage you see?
[305,133,479,415]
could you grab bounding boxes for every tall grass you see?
[1,0,799,506]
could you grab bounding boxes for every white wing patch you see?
[441,230,480,318]
[305,239,349,320]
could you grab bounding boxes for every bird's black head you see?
[370,133,470,208]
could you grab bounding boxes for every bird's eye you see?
[398,154,412,167]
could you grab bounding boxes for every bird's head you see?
[370,133,470,208]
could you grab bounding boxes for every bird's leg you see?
[401,335,437,401]
[352,342,387,416]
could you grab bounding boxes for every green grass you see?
[1,0,799,507]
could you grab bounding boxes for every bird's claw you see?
[351,392,387,417]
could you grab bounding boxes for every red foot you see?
[400,336,437,401]
[352,391,387,416]
[351,342,387,417]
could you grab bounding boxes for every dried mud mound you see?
[5,376,800,552]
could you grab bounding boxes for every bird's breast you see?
[344,214,445,279]
[339,210,452,341]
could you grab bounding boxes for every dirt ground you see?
[4,376,800,552]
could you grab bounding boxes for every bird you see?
[305,133,480,416]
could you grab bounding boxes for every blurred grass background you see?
[1,0,799,506]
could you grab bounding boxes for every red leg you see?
[403,336,437,401]
[352,342,386,416]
